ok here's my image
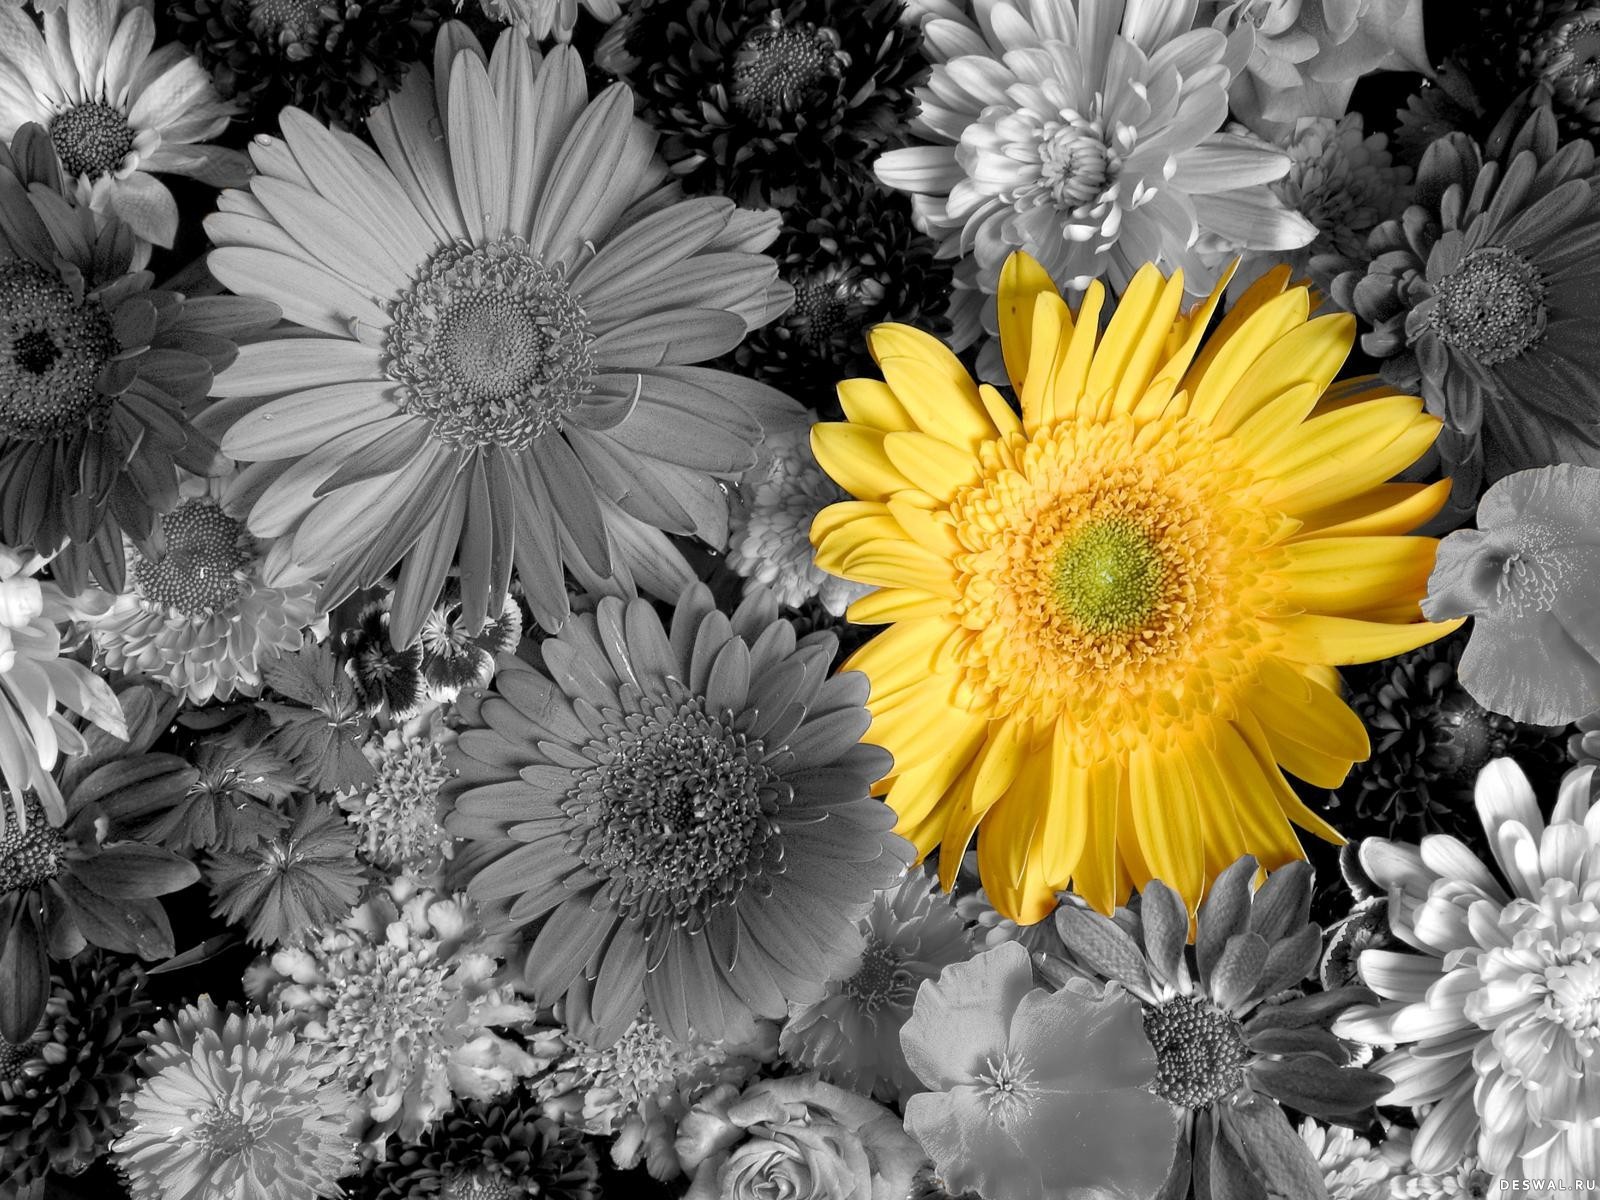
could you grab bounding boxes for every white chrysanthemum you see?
[1334,759,1600,1185]
[1383,1127,1492,1199]
[726,425,869,615]
[537,1010,775,1181]
[88,472,326,705]
[111,996,358,1200]
[0,545,124,834]
[875,0,1316,359]
[1298,1119,1391,1200]
[0,0,244,248]
[470,0,623,41]
[339,713,456,877]
[250,878,539,1146]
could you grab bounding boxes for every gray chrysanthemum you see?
[444,584,913,1046]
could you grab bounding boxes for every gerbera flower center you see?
[0,262,118,441]
[730,12,846,116]
[1537,11,1600,98]
[48,101,135,180]
[789,267,883,350]
[193,1103,268,1155]
[248,0,328,42]
[1052,516,1172,635]
[133,499,252,617]
[1429,245,1547,366]
[842,939,912,1014]
[976,1049,1039,1129]
[1142,996,1249,1108]
[0,799,67,895]
[565,694,782,922]
[442,1168,518,1200]
[385,240,597,451]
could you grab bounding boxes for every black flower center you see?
[731,12,846,116]
[0,801,67,896]
[1430,245,1547,366]
[248,0,328,41]
[788,268,881,351]
[566,693,782,923]
[0,262,117,441]
[443,1169,519,1200]
[49,102,136,180]
[386,240,596,450]
[1142,995,1249,1108]
[841,939,911,1014]
[133,499,252,617]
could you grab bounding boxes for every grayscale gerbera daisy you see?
[444,585,914,1046]
[203,23,801,647]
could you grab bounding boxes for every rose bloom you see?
[676,1073,924,1200]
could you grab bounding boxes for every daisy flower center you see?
[0,262,118,441]
[565,694,782,924]
[1142,995,1249,1108]
[1538,11,1600,97]
[442,1168,518,1200]
[731,12,846,116]
[1429,245,1547,366]
[193,1102,268,1155]
[789,266,883,351]
[949,419,1275,744]
[842,939,911,1014]
[49,101,135,180]
[0,799,67,895]
[133,499,252,617]
[248,0,328,41]
[385,240,597,451]
[976,1049,1039,1128]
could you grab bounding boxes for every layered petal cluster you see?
[875,0,1315,358]
[444,585,913,1046]
[203,23,800,646]
[1334,759,1600,1185]
[810,251,1459,922]
[477,0,623,42]
[0,0,245,247]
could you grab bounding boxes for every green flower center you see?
[49,102,135,180]
[442,1168,520,1200]
[731,12,845,116]
[1052,517,1170,635]
[567,693,781,923]
[1431,245,1547,366]
[842,939,911,1015]
[133,499,252,617]
[1142,996,1249,1108]
[248,0,328,41]
[0,262,117,441]
[385,240,596,452]
[0,799,67,896]
[976,1049,1038,1129]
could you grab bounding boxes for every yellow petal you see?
[1128,743,1204,911]
[1040,727,1089,889]
[843,618,951,699]
[979,383,1024,439]
[1211,313,1355,435]
[879,354,996,452]
[813,513,904,574]
[841,539,960,596]
[1270,612,1464,665]
[811,424,911,503]
[1276,535,1440,616]
[837,378,916,432]
[1187,288,1311,425]
[1229,381,1322,466]
[846,587,951,624]
[1020,290,1071,433]
[888,497,963,559]
[998,251,1060,395]
[1212,718,1310,870]
[1265,409,1444,513]
[1068,757,1124,916]
[881,431,983,502]
[1052,281,1106,427]
[1290,480,1453,538]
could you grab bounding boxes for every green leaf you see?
[0,896,47,1044]
[1219,1093,1329,1200]
[1248,1055,1394,1120]
[1055,903,1155,993]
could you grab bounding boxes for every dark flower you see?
[0,787,197,1043]
[607,0,928,209]
[444,585,912,1046]
[722,176,952,410]
[0,950,153,1194]
[1330,101,1600,520]
[168,0,458,130]
[206,795,367,946]
[1447,1,1600,143]
[419,585,523,702]
[260,643,377,793]
[1323,629,1570,847]
[1053,857,1393,1200]
[343,597,426,719]
[350,1089,601,1200]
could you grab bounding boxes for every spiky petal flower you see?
[811,253,1458,923]
[249,877,540,1145]
[726,425,869,616]
[88,470,327,705]
[0,0,245,248]
[111,996,359,1200]
[1335,759,1600,1184]
[204,23,800,646]
[1297,1118,1394,1200]
[1055,857,1394,1199]
[418,588,521,702]
[1331,102,1600,515]
[0,124,279,593]
[444,584,913,1045]
[0,950,153,1194]
[875,0,1315,358]
[780,866,971,1103]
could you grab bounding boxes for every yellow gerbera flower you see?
[810,253,1463,925]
